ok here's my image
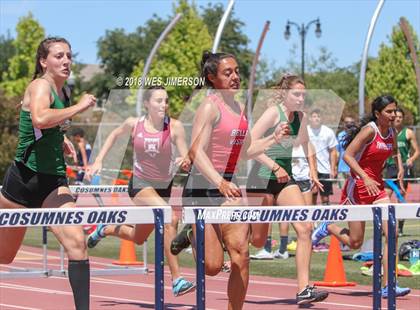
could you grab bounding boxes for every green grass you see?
[22,220,420,289]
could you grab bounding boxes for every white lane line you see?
[0,282,217,310]
[7,250,420,299]
[0,284,160,309]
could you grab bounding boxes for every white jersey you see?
[292,145,310,181]
[307,125,338,174]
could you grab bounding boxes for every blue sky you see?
[1,0,419,70]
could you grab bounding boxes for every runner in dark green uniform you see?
[15,88,70,175]
[246,74,327,305]
[384,107,419,235]
[0,37,96,310]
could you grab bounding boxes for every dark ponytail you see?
[343,95,397,148]
[199,51,237,88]
[32,37,71,80]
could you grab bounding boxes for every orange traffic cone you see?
[111,178,128,204]
[112,239,144,266]
[314,236,357,287]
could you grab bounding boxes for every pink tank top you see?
[206,94,248,173]
[132,116,173,181]
[352,122,394,183]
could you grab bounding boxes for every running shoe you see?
[381,285,411,298]
[250,248,274,260]
[296,285,329,304]
[287,240,297,252]
[273,249,289,259]
[87,224,106,248]
[170,224,192,255]
[313,242,330,252]
[172,277,196,297]
[311,222,331,246]
[221,261,231,273]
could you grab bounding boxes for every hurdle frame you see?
[184,203,420,310]
[0,206,171,309]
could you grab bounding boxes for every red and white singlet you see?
[132,116,174,181]
[342,121,395,205]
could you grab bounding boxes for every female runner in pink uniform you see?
[87,86,195,297]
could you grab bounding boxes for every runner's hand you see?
[63,137,76,159]
[362,176,381,196]
[312,176,324,192]
[175,156,191,172]
[406,158,414,168]
[273,165,290,183]
[218,179,241,201]
[273,122,290,144]
[397,170,406,194]
[85,162,102,181]
[78,94,96,111]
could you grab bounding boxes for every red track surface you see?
[1,246,419,310]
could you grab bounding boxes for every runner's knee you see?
[349,238,363,250]
[66,233,88,260]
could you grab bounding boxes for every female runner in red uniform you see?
[312,95,410,298]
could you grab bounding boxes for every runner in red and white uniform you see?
[312,95,411,298]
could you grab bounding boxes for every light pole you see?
[284,18,321,80]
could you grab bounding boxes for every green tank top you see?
[386,127,410,165]
[258,106,301,179]
[15,88,70,176]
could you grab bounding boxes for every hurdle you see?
[0,206,171,310]
[62,185,151,276]
[0,184,151,278]
[183,203,420,310]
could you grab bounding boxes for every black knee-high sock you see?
[68,259,90,310]
[279,236,288,254]
[398,220,405,233]
[264,236,272,252]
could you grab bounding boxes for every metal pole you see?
[372,207,383,309]
[143,240,148,272]
[247,21,270,174]
[400,17,420,118]
[42,227,48,276]
[154,209,164,310]
[136,14,182,116]
[301,25,305,80]
[195,209,206,310]
[59,245,65,275]
[387,205,397,310]
[358,0,385,120]
[211,0,235,53]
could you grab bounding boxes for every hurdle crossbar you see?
[0,206,171,310]
[185,204,419,310]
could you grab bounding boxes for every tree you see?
[201,3,253,86]
[0,32,16,83]
[1,13,45,98]
[131,0,212,117]
[0,89,19,180]
[266,46,359,107]
[366,20,420,121]
[89,16,169,98]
